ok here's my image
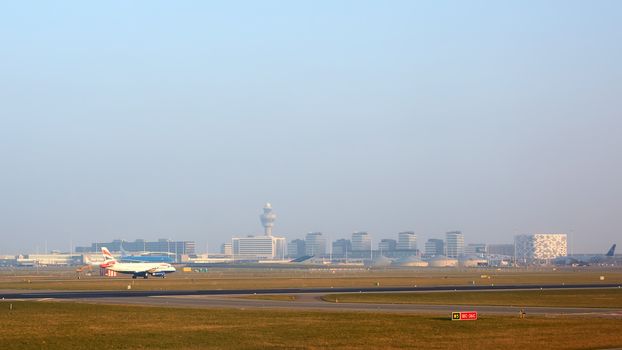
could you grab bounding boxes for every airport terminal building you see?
[232,235,286,260]
[76,239,196,255]
[75,239,196,263]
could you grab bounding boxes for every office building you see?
[287,239,306,258]
[445,231,465,258]
[332,239,352,258]
[397,231,417,250]
[220,243,232,256]
[425,239,444,256]
[515,233,567,264]
[351,232,372,251]
[465,243,487,256]
[305,232,326,256]
[488,244,515,257]
[232,235,286,260]
[378,239,397,253]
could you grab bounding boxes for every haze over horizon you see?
[1,1,621,254]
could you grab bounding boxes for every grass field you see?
[322,289,622,308]
[1,267,621,291]
[0,301,621,350]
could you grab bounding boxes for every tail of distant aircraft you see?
[101,247,117,262]
[119,243,128,257]
[606,244,616,257]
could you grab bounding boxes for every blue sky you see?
[1,1,621,253]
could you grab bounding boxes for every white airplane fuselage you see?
[100,247,176,278]
[101,261,176,278]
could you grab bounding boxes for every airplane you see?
[554,244,617,266]
[100,247,176,279]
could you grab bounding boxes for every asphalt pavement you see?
[1,283,621,299]
[2,284,622,317]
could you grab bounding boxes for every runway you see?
[2,284,622,317]
[1,283,620,300]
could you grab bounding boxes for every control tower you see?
[260,202,277,236]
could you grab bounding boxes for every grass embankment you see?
[1,268,620,291]
[1,301,622,350]
[322,289,622,308]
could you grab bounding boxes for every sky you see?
[1,1,621,254]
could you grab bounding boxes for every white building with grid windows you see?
[514,233,567,265]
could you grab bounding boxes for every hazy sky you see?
[1,1,620,254]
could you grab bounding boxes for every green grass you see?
[322,289,622,308]
[0,301,621,349]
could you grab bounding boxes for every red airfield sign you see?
[451,311,478,321]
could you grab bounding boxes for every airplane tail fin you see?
[606,244,616,257]
[119,242,128,257]
[101,247,117,262]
